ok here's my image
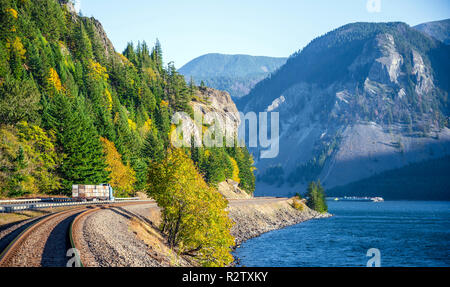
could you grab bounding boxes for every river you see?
[233,200,450,267]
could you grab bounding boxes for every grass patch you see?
[0,210,48,227]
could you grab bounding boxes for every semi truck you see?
[72,184,114,201]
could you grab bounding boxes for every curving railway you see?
[0,197,287,267]
[0,201,154,267]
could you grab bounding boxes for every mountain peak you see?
[414,18,450,45]
[238,21,450,197]
[178,53,287,98]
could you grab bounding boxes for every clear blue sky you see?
[77,0,450,68]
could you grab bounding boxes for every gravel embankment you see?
[77,200,330,267]
[80,208,160,266]
[79,204,190,267]
[228,199,331,245]
[0,217,38,246]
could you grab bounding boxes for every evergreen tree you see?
[0,41,9,78]
[123,42,137,65]
[74,21,93,60]
[229,145,255,193]
[306,180,328,213]
[47,93,109,192]
[151,38,163,71]
[0,74,41,125]
[142,129,165,163]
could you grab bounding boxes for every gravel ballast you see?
[76,200,331,267]
[79,207,164,267]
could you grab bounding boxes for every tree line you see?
[0,0,255,266]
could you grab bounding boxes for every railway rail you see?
[0,198,145,213]
[0,201,153,267]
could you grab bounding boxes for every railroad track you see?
[0,206,92,267]
[69,206,104,267]
[0,201,154,267]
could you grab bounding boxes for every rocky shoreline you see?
[74,198,330,267]
[228,198,332,246]
[227,197,332,266]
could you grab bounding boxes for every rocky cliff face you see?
[191,86,240,131]
[238,22,450,197]
[174,87,241,147]
[87,17,117,60]
[60,1,117,60]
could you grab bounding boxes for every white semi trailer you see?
[72,184,114,201]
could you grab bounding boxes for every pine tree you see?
[189,76,197,97]
[151,38,163,71]
[0,74,41,125]
[123,42,137,65]
[74,21,93,60]
[306,180,328,213]
[230,146,255,193]
[48,93,109,192]
[0,41,9,78]
[142,129,165,163]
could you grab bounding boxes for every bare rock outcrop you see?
[217,180,252,199]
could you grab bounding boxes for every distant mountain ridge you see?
[238,21,450,199]
[414,18,450,45]
[178,53,287,98]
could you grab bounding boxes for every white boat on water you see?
[327,196,384,202]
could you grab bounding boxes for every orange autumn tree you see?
[100,137,136,197]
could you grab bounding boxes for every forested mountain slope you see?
[414,18,450,45]
[238,22,450,199]
[0,0,255,198]
[178,53,286,98]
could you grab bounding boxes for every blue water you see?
[233,201,450,267]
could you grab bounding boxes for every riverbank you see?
[228,198,331,246]
[69,181,331,266]
[116,188,331,266]
[218,180,331,246]
[233,201,450,267]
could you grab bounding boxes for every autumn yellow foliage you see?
[100,137,136,196]
[139,118,152,136]
[117,53,133,67]
[229,157,240,183]
[105,88,112,111]
[6,37,26,59]
[160,100,169,107]
[6,8,18,19]
[89,60,108,81]
[127,118,137,131]
[0,123,61,197]
[147,148,235,267]
[48,68,63,92]
[143,67,157,81]
[291,197,305,211]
